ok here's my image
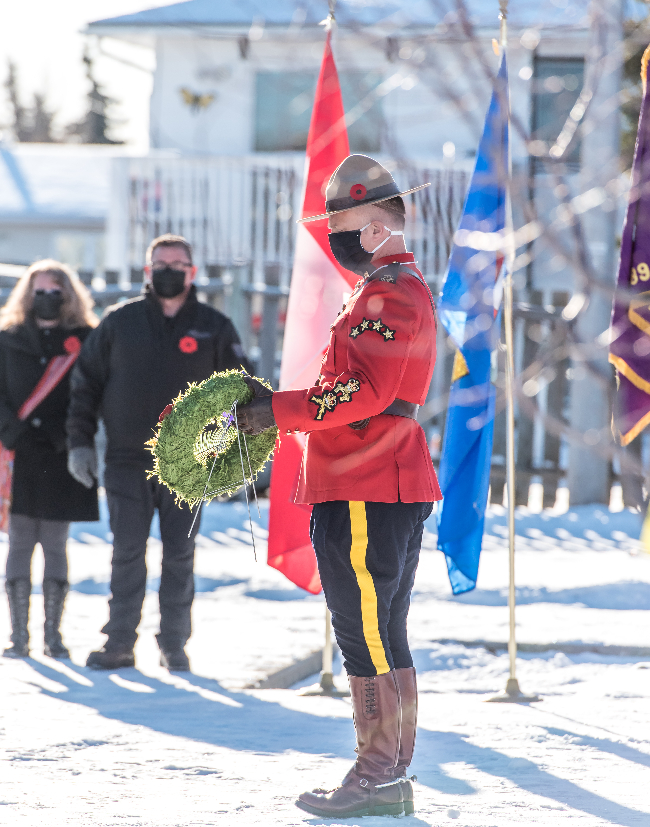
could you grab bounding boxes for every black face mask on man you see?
[151,266,187,299]
[32,290,64,321]
[328,223,404,275]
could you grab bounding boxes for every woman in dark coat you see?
[0,260,99,659]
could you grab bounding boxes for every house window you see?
[254,71,382,152]
[531,57,584,169]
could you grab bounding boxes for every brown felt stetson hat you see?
[298,154,430,223]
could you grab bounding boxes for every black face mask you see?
[151,266,187,299]
[32,291,64,321]
[328,230,374,275]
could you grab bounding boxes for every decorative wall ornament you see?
[180,88,215,112]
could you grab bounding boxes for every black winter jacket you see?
[0,321,99,522]
[66,287,252,464]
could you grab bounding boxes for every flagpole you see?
[299,605,349,697]
[296,0,348,700]
[488,0,539,705]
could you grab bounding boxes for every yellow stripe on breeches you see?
[348,501,391,675]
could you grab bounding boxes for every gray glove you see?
[67,446,97,489]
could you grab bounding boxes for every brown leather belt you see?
[349,398,419,430]
[382,398,419,419]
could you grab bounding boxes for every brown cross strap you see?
[369,263,437,327]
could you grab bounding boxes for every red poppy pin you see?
[159,403,174,422]
[350,184,367,201]
[178,335,198,354]
[63,335,81,355]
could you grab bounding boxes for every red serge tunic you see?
[272,253,442,505]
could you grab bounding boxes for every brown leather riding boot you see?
[394,666,418,815]
[296,671,404,818]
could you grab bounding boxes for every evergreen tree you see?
[65,52,122,144]
[3,61,55,142]
[31,93,55,143]
[5,61,28,140]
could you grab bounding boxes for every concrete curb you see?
[246,649,324,690]
[248,639,650,690]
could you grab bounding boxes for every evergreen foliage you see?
[65,52,122,144]
[147,370,278,506]
[4,61,56,142]
[3,52,122,145]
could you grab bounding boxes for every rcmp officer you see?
[237,155,441,819]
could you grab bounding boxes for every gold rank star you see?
[382,327,395,340]
[350,326,360,338]
[360,318,370,331]
[372,319,383,331]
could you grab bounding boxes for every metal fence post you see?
[224,264,253,356]
[259,263,281,386]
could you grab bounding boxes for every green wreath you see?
[146,370,278,506]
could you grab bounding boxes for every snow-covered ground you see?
[1,500,650,826]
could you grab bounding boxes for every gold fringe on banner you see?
[451,349,470,383]
[641,43,650,93]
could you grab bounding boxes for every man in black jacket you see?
[67,234,251,671]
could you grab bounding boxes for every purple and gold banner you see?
[610,46,650,446]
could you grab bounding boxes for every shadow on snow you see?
[412,582,650,611]
[19,658,650,826]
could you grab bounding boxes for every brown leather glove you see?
[236,374,276,435]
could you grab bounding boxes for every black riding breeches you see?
[310,500,432,678]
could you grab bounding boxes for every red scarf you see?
[0,336,81,531]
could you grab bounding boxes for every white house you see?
[87,0,607,295]
[87,0,626,506]
[87,0,594,166]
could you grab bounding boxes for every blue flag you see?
[437,55,510,594]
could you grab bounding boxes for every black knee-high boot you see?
[43,579,70,659]
[3,578,31,658]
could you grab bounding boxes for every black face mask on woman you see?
[328,223,405,275]
[151,266,187,299]
[32,290,64,321]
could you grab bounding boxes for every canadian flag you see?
[267,32,356,594]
